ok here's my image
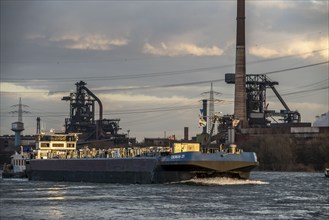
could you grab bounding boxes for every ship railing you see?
[33,146,172,159]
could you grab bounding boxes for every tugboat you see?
[2,151,28,178]
[325,168,329,178]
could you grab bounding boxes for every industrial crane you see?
[225,73,301,127]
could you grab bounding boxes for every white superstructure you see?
[35,132,78,159]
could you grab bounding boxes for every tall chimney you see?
[184,127,189,141]
[234,0,248,128]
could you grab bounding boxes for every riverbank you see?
[240,133,329,172]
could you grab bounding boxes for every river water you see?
[0,171,328,219]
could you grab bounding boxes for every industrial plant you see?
[61,81,130,146]
[1,0,328,170]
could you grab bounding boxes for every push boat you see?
[2,151,28,178]
[26,132,258,184]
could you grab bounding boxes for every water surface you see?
[1,172,328,219]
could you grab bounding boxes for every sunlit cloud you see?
[51,34,128,50]
[250,0,328,13]
[27,33,129,51]
[0,82,61,100]
[143,42,224,57]
[100,93,193,105]
[249,37,329,60]
[250,0,296,9]
[1,82,46,93]
[309,0,329,13]
[248,47,279,58]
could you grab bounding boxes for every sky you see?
[1,0,328,142]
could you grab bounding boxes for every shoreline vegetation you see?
[240,133,329,172]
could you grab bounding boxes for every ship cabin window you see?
[67,143,75,148]
[41,143,50,148]
[40,136,51,141]
[51,136,66,141]
[14,159,24,166]
[66,136,78,142]
[53,143,64,148]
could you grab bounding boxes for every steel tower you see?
[11,98,29,147]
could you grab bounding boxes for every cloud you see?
[143,42,224,57]
[27,33,129,51]
[100,93,193,106]
[249,37,329,59]
[248,47,279,58]
[1,82,46,94]
[0,82,62,100]
[309,0,329,13]
[250,0,296,9]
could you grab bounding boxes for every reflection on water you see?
[1,172,328,220]
[47,206,65,219]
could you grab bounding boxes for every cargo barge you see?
[26,132,258,183]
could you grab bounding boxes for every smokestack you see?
[234,0,248,128]
[184,127,189,141]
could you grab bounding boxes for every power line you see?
[0,99,232,118]
[264,61,329,75]
[2,48,327,83]
[80,61,329,92]
[2,65,230,82]
[270,86,328,98]
[0,103,200,117]
[1,61,327,95]
[1,86,326,119]
[276,79,328,94]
